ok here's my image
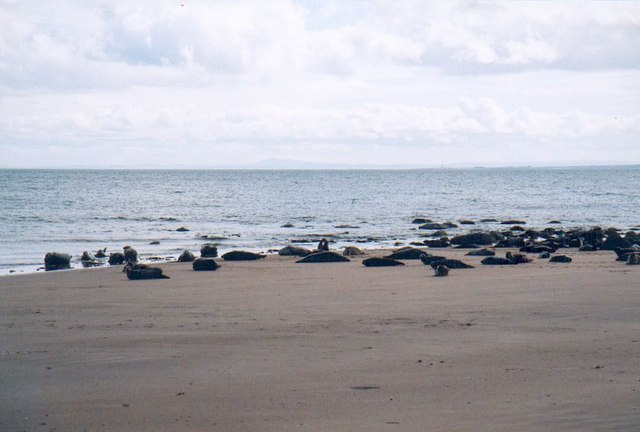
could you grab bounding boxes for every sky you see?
[0,0,639,168]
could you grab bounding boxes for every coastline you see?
[1,248,639,431]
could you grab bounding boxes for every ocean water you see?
[0,167,638,275]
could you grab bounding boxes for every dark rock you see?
[548,220,562,224]
[429,259,474,269]
[108,252,125,265]
[432,230,448,237]
[281,223,295,228]
[466,249,495,256]
[44,252,71,271]
[420,255,447,265]
[177,250,196,262]
[343,246,365,256]
[412,218,432,224]
[192,258,220,271]
[123,246,138,263]
[221,251,266,261]
[434,265,449,276]
[278,245,312,257]
[384,247,428,260]
[481,257,515,265]
[459,220,475,225]
[176,227,190,232]
[451,232,494,246]
[443,222,459,229]
[296,252,350,263]
[480,218,498,223]
[362,257,405,267]
[549,255,572,263]
[150,241,160,245]
[200,244,218,258]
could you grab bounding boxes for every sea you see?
[1,166,638,275]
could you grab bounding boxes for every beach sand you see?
[1,249,638,431]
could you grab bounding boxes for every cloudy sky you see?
[1,0,639,168]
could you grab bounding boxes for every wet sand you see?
[1,249,639,431]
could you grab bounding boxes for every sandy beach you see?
[1,248,639,431]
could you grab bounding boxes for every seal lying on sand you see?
[296,252,350,263]
[192,258,220,271]
[221,251,266,261]
[549,255,572,263]
[429,259,474,269]
[124,263,169,280]
[278,245,312,257]
[626,253,639,265]
[434,265,449,276]
[420,254,447,265]
[506,252,532,264]
[177,250,196,262]
[481,257,515,265]
[123,246,138,263]
[384,247,428,260]
[362,257,405,267]
[343,246,365,256]
[466,249,495,256]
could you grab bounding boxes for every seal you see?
[123,246,138,263]
[505,252,532,264]
[296,252,350,263]
[626,253,640,265]
[192,257,220,271]
[200,244,218,258]
[343,246,365,256]
[429,259,474,269]
[124,263,169,280]
[108,252,125,265]
[434,265,449,276]
[549,255,572,263]
[95,248,107,258]
[177,250,196,262]
[481,257,514,265]
[221,251,266,261]
[384,247,428,260]
[420,254,447,265]
[44,252,71,271]
[317,238,330,252]
[362,257,404,267]
[466,249,496,256]
[278,245,312,257]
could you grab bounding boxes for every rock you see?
[434,265,449,276]
[296,252,350,263]
[505,252,532,264]
[176,227,190,232]
[343,246,365,256]
[420,255,447,265]
[459,220,475,225]
[123,246,138,263]
[429,259,474,269]
[423,239,450,248]
[549,255,572,263]
[384,247,428,260]
[443,222,459,228]
[466,248,495,256]
[501,220,526,225]
[95,248,107,258]
[281,223,294,228]
[481,257,515,265]
[451,232,494,247]
[177,250,196,262]
[221,251,266,261]
[362,257,405,267]
[480,218,498,223]
[108,252,125,265]
[548,220,562,224]
[412,218,432,224]
[432,230,448,237]
[149,241,160,245]
[578,244,596,252]
[200,244,218,258]
[626,253,640,265]
[192,258,220,271]
[278,245,312,257]
[44,252,71,271]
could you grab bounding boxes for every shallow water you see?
[1,167,638,275]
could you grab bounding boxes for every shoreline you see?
[2,248,639,431]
